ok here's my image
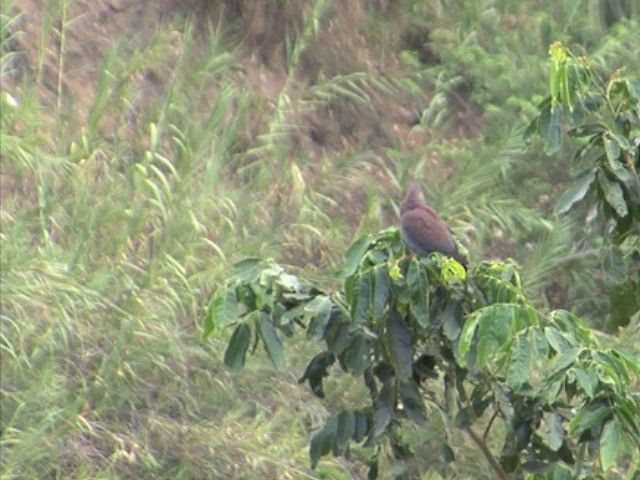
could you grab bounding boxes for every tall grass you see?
[1,0,638,478]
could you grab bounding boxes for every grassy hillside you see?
[1,1,638,478]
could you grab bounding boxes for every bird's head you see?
[400,182,423,214]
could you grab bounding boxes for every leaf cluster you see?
[525,42,640,330]
[204,229,640,478]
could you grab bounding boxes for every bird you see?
[399,183,468,267]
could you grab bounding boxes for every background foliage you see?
[1,0,638,478]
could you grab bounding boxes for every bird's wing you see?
[401,208,457,256]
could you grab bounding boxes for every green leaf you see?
[474,304,537,368]
[276,271,305,292]
[406,259,429,328]
[604,134,621,164]
[228,257,263,283]
[305,295,333,341]
[441,443,455,463]
[350,271,372,326]
[342,333,372,375]
[455,408,471,429]
[555,169,596,214]
[341,234,374,278]
[568,404,611,435]
[223,322,252,373]
[203,286,238,338]
[310,416,338,469]
[608,166,640,203]
[598,170,628,218]
[600,420,622,472]
[257,312,284,369]
[544,105,563,154]
[544,327,576,353]
[458,313,480,366]
[372,267,391,320]
[531,327,550,358]
[627,78,640,102]
[399,380,426,424]
[549,347,583,376]
[386,309,414,380]
[325,316,352,355]
[541,412,565,451]
[506,330,533,390]
[353,411,371,443]
[441,300,463,341]
[373,380,394,436]
[298,351,336,398]
[571,367,598,398]
[334,411,355,456]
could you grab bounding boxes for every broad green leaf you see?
[341,234,374,278]
[350,271,372,326]
[325,316,352,355]
[608,166,640,203]
[544,105,563,154]
[593,350,630,385]
[600,420,622,471]
[555,169,596,214]
[550,310,596,346]
[334,411,355,456]
[506,330,533,390]
[203,285,238,338]
[458,313,480,366]
[259,263,285,287]
[611,396,640,442]
[305,295,333,341]
[228,257,262,283]
[597,170,628,218]
[223,322,252,373]
[455,408,471,429]
[441,443,455,463]
[571,367,598,398]
[549,347,583,376]
[523,96,551,141]
[627,78,640,102]
[442,257,466,283]
[541,412,565,451]
[385,309,413,380]
[604,134,621,164]
[342,333,372,375]
[544,327,576,353]
[531,327,550,358]
[310,415,338,469]
[399,380,426,424]
[298,351,336,398]
[568,404,611,435]
[441,300,463,341]
[354,410,371,443]
[373,380,394,436]
[406,259,429,328]
[276,271,305,292]
[257,312,284,369]
[603,246,627,287]
[372,267,391,320]
[475,304,523,368]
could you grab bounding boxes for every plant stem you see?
[464,426,510,480]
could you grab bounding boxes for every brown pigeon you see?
[400,183,468,267]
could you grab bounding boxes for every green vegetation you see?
[1,1,638,479]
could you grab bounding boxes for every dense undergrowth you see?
[1,0,638,478]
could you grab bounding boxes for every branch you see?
[464,426,510,480]
[483,409,499,442]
